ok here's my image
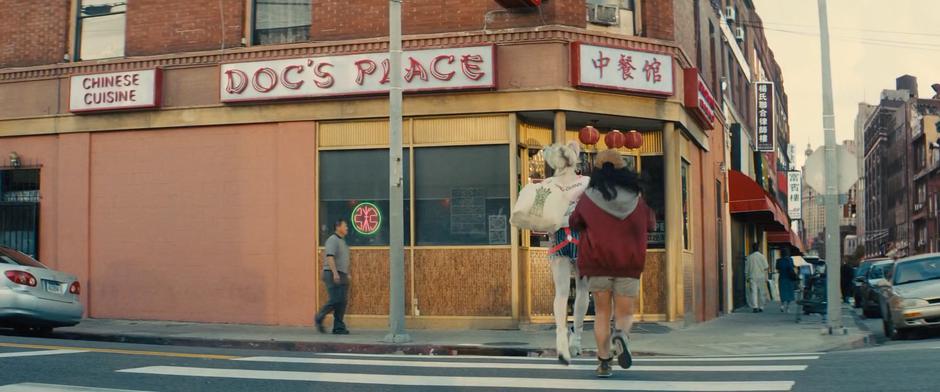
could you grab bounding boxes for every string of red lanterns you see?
[578,125,644,150]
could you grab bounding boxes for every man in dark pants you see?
[315,219,351,335]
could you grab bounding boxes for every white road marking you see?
[308,352,820,362]
[0,383,150,391]
[0,350,87,359]
[119,366,796,391]
[234,355,807,372]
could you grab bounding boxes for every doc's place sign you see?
[220,45,495,103]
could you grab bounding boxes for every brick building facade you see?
[0,0,791,328]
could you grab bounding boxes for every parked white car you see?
[0,246,83,333]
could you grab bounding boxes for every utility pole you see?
[385,0,410,343]
[817,0,843,333]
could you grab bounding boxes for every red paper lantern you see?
[578,125,600,146]
[605,130,625,149]
[623,130,643,149]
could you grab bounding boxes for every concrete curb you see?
[44,330,661,358]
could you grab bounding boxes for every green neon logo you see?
[351,202,382,236]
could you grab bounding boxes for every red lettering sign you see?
[219,46,495,102]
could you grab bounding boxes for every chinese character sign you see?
[572,43,674,96]
[787,171,802,220]
[756,82,775,152]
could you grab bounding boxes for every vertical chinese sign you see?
[756,81,775,152]
[571,42,674,96]
[787,171,802,220]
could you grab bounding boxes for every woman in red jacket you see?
[569,149,655,378]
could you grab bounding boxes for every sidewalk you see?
[51,302,871,357]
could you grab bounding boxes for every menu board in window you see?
[450,187,487,235]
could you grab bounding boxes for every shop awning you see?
[768,229,805,254]
[729,170,789,230]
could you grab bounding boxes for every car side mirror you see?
[854,276,865,283]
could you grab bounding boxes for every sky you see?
[751,0,940,166]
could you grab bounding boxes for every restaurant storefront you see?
[0,27,729,328]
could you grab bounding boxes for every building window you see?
[414,146,510,246]
[680,160,691,250]
[76,0,126,60]
[318,150,410,246]
[641,155,666,249]
[252,0,311,45]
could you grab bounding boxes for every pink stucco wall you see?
[0,122,318,325]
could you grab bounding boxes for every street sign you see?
[804,144,858,197]
[787,171,802,220]
[756,82,775,152]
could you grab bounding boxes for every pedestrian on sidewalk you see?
[745,244,769,313]
[776,248,798,313]
[315,219,351,335]
[569,149,655,378]
[840,261,855,304]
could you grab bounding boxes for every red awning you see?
[768,229,805,254]
[729,170,789,230]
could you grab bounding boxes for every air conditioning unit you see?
[725,6,737,23]
[735,27,745,42]
[587,4,619,26]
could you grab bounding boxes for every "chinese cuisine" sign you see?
[220,45,495,102]
[571,42,674,96]
[69,69,162,113]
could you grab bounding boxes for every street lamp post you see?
[817,0,844,333]
[385,0,410,343]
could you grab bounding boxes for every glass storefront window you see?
[641,156,666,249]
[415,146,510,246]
[318,149,410,246]
[681,160,691,250]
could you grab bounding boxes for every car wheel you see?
[893,328,910,341]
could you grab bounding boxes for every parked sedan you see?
[881,254,940,340]
[0,246,83,333]
[854,257,890,308]
[857,259,895,318]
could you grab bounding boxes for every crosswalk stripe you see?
[119,366,796,391]
[0,350,87,359]
[0,383,150,391]
[308,353,820,362]
[234,356,807,372]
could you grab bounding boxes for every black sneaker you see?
[332,329,350,335]
[596,357,613,378]
[314,317,326,334]
[611,330,633,369]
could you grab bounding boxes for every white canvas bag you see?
[510,176,588,232]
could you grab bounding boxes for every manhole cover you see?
[481,342,529,346]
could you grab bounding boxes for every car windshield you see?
[0,247,46,269]
[894,258,940,286]
[868,263,891,280]
[855,262,873,278]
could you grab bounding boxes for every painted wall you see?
[0,122,318,326]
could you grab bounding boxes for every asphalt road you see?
[0,331,938,392]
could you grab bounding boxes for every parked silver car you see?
[0,246,83,333]
[880,253,940,339]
